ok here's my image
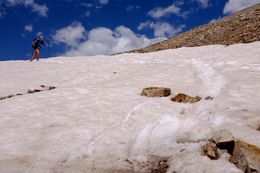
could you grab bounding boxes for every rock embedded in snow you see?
[201,141,219,160]
[48,86,56,90]
[209,130,260,172]
[230,140,260,172]
[171,93,202,103]
[141,87,171,97]
[0,96,7,100]
[0,85,56,101]
[150,160,169,173]
[205,96,214,100]
[213,130,234,145]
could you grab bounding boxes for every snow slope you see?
[0,42,260,173]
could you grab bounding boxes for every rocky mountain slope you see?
[129,3,260,53]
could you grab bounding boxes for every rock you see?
[201,142,219,160]
[205,131,260,172]
[27,89,41,93]
[16,93,23,96]
[211,134,259,172]
[27,89,34,94]
[213,130,234,143]
[214,130,235,155]
[7,95,15,98]
[0,96,7,100]
[205,96,214,100]
[230,140,260,172]
[171,93,201,103]
[48,86,56,90]
[141,87,171,97]
[151,160,169,173]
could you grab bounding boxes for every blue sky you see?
[0,0,259,61]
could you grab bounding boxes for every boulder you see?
[206,130,260,172]
[201,141,219,160]
[171,93,201,103]
[213,130,234,143]
[230,140,260,172]
[141,87,171,97]
[214,130,235,155]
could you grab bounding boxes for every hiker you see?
[30,35,46,62]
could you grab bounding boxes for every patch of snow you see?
[0,42,260,172]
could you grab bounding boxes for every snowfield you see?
[0,42,260,173]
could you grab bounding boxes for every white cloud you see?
[223,0,260,14]
[138,21,151,30]
[53,22,85,47]
[53,22,165,56]
[5,0,48,17]
[148,3,181,19]
[99,0,109,5]
[196,0,209,8]
[138,21,185,38]
[24,24,33,32]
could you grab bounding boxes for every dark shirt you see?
[32,38,45,50]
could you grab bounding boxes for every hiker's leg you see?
[36,50,40,61]
[30,50,36,61]
[30,49,39,62]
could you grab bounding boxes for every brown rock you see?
[0,96,7,100]
[230,140,260,172]
[201,142,219,160]
[141,87,171,97]
[7,95,15,98]
[48,86,56,90]
[214,130,235,155]
[171,93,201,103]
[213,130,234,143]
[151,160,169,173]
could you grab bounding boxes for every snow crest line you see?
[124,101,154,122]
[191,59,226,97]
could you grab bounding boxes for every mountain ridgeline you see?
[129,3,260,53]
